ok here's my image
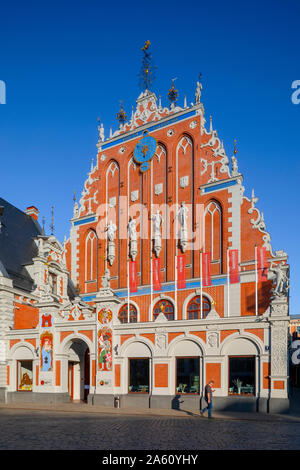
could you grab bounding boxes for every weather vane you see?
[167,77,178,107]
[138,40,156,91]
[116,100,127,126]
[234,139,238,155]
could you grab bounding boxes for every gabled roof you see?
[0,197,43,291]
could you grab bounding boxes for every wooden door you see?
[68,362,74,400]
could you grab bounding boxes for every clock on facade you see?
[133,131,157,172]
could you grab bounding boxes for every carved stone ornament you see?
[155,333,167,350]
[207,332,219,348]
[180,176,189,189]
[109,197,116,208]
[271,299,289,316]
[271,323,288,376]
[131,190,139,202]
[189,120,197,129]
[167,129,175,137]
[206,308,220,320]
[155,312,168,323]
[155,183,163,196]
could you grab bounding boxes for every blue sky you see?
[0,0,299,312]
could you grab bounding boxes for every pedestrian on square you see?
[200,380,215,418]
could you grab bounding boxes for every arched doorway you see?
[66,339,90,402]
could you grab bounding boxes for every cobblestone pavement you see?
[0,408,299,450]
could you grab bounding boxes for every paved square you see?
[0,409,299,450]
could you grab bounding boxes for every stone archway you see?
[65,338,90,402]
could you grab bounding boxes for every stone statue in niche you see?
[128,217,138,261]
[107,220,117,242]
[152,210,163,258]
[177,202,189,252]
[106,220,117,265]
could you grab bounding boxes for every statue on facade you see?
[107,220,117,242]
[98,121,105,142]
[101,268,111,289]
[177,202,189,252]
[106,220,117,265]
[269,261,290,298]
[195,80,202,104]
[128,217,138,261]
[152,210,163,258]
[231,154,239,177]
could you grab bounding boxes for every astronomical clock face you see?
[133,131,157,172]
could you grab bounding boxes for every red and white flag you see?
[177,255,186,289]
[152,258,161,291]
[202,252,211,287]
[257,246,268,282]
[229,249,239,284]
[129,261,137,293]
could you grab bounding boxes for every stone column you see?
[269,298,290,413]
[0,275,14,403]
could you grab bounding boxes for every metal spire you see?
[50,206,55,235]
[167,77,178,107]
[138,40,156,91]
[116,100,127,127]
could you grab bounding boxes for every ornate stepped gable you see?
[65,76,288,303]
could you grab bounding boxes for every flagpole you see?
[175,255,177,319]
[150,160,153,320]
[255,245,258,316]
[227,247,230,317]
[127,164,130,323]
[200,251,203,319]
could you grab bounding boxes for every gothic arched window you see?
[187,295,211,319]
[153,299,174,321]
[119,304,138,324]
[204,200,222,273]
[85,230,98,283]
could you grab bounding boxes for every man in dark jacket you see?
[200,380,215,418]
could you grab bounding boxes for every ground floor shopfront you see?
[4,306,290,414]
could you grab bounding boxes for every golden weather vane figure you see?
[138,40,156,91]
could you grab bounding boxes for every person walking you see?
[200,380,215,418]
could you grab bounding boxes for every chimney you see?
[26,206,39,220]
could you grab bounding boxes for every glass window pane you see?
[228,356,255,396]
[129,359,149,393]
[18,360,33,391]
[176,358,199,394]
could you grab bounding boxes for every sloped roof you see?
[0,197,43,291]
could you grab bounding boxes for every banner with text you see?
[257,246,268,282]
[129,261,138,293]
[177,255,186,289]
[152,258,162,291]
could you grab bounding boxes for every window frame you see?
[118,304,138,324]
[175,356,200,395]
[153,299,174,321]
[128,357,150,394]
[228,355,256,397]
[187,295,211,320]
